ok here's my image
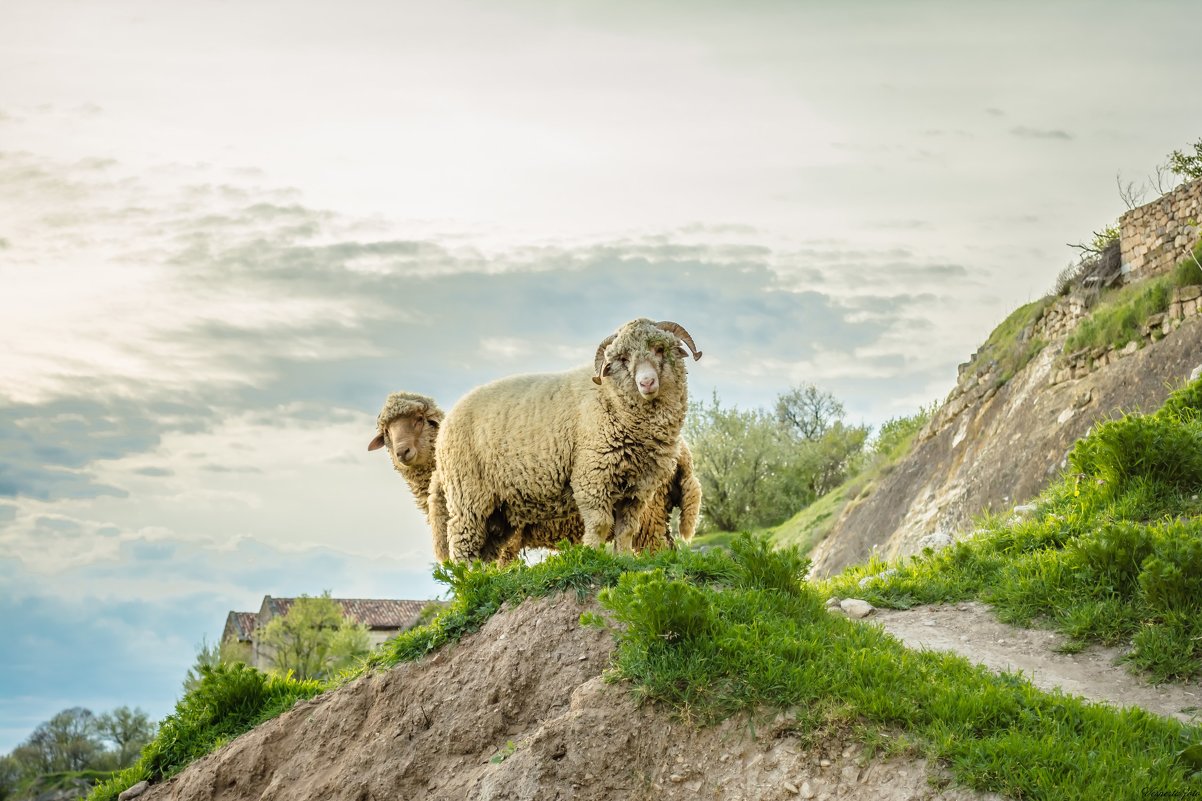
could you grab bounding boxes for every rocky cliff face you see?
[809,296,1202,578]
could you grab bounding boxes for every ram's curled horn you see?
[592,334,617,385]
[654,321,703,360]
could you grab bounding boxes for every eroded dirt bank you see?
[140,594,1002,801]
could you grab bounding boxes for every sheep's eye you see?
[653,345,664,355]
[427,418,439,428]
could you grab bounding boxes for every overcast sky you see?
[2,0,1200,753]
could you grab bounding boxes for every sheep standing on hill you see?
[432,318,702,562]
[470,437,702,563]
[367,391,447,558]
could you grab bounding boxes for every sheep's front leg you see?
[577,505,614,549]
[447,509,490,561]
[427,476,451,562]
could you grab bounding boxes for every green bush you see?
[600,570,714,648]
[1139,529,1202,618]
[1069,414,1202,495]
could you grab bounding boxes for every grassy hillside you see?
[90,381,1202,801]
[826,376,1202,683]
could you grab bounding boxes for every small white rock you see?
[819,758,832,767]
[800,781,817,799]
[669,773,686,783]
[118,782,150,801]
[839,599,875,619]
[783,781,799,794]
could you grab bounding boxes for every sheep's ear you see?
[675,346,687,359]
[368,434,387,451]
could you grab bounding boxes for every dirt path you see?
[867,601,1202,724]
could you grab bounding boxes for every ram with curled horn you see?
[432,317,705,560]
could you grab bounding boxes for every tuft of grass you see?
[1063,276,1172,353]
[825,377,1202,684]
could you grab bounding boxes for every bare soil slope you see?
[139,594,1003,801]
[810,314,1202,577]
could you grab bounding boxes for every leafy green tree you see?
[181,638,222,696]
[796,420,869,497]
[685,394,812,532]
[257,592,371,681]
[688,385,869,532]
[1168,138,1202,181]
[95,707,155,767]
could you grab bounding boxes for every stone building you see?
[221,595,433,671]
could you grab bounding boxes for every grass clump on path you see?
[826,376,1202,683]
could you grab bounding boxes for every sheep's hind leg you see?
[611,499,640,554]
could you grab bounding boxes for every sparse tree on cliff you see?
[1168,138,1202,181]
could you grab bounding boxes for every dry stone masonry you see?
[1119,178,1202,281]
[1049,283,1202,386]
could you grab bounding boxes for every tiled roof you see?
[222,611,257,642]
[261,596,432,630]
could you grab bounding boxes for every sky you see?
[2,0,1201,753]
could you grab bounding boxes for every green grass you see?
[967,296,1052,385]
[825,376,1202,684]
[85,545,732,801]
[771,480,852,552]
[1064,242,1202,355]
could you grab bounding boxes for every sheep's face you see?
[594,319,702,401]
[368,412,439,469]
[606,334,680,400]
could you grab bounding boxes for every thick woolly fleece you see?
[433,318,697,562]
[429,438,701,564]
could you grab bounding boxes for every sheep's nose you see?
[639,376,658,391]
[398,448,417,464]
